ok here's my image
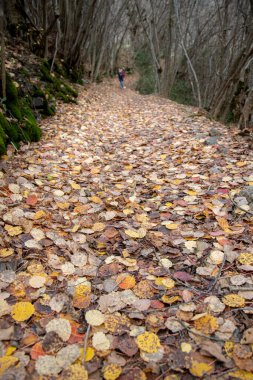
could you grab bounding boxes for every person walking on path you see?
[118,68,125,89]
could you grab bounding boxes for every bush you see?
[134,47,155,94]
[170,79,195,106]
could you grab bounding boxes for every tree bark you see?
[0,0,6,99]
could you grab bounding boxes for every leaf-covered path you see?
[1,80,253,379]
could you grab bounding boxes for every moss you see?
[6,74,18,100]
[0,125,7,155]
[21,106,42,142]
[41,60,78,103]
[63,82,78,98]
[0,113,19,142]
[6,102,22,120]
[31,85,56,117]
[5,74,22,120]
[40,61,54,83]
[53,61,68,78]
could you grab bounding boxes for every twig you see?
[225,307,253,315]
[178,320,239,343]
[229,194,253,216]
[229,286,253,291]
[82,324,91,366]
[206,253,226,293]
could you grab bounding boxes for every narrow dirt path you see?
[0,80,253,379]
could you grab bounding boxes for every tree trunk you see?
[0,0,6,99]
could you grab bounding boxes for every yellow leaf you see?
[136,214,149,223]
[222,294,245,307]
[162,295,180,304]
[4,225,22,236]
[70,182,81,190]
[34,210,46,219]
[92,222,105,232]
[56,202,70,210]
[190,361,213,377]
[123,208,134,215]
[66,364,88,380]
[237,253,253,265]
[229,370,253,380]
[74,284,91,297]
[11,302,35,322]
[5,346,16,356]
[236,162,246,167]
[194,315,219,334]
[90,195,102,204]
[0,356,19,376]
[216,217,233,233]
[165,202,173,207]
[91,167,100,174]
[171,179,182,185]
[0,248,14,258]
[224,341,235,358]
[163,223,179,230]
[136,332,161,353]
[125,228,146,239]
[103,364,122,380]
[85,347,95,362]
[187,190,197,196]
[161,278,175,289]
[181,342,192,353]
[71,224,80,233]
[160,154,167,159]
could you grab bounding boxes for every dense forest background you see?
[1,0,253,129]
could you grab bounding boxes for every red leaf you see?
[26,194,38,206]
[173,271,193,282]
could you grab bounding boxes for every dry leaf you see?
[136,332,161,353]
[85,310,105,326]
[11,302,35,322]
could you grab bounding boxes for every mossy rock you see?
[41,60,78,103]
[31,84,56,117]
[0,113,19,142]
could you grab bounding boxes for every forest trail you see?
[1,80,253,379]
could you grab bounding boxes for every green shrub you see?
[134,47,155,94]
[170,79,195,106]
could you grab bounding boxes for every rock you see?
[216,145,228,154]
[209,128,221,136]
[204,136,219,145]
[31,97,44,109]
[239,186,253,203]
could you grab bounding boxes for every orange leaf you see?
[118,275,136,289]
[30,342,46,360]
[68,322,85,343]
[26,194,38,206]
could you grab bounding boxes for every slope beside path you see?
[0,80,253,379]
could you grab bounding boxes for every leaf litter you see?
[0,80,253,379]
